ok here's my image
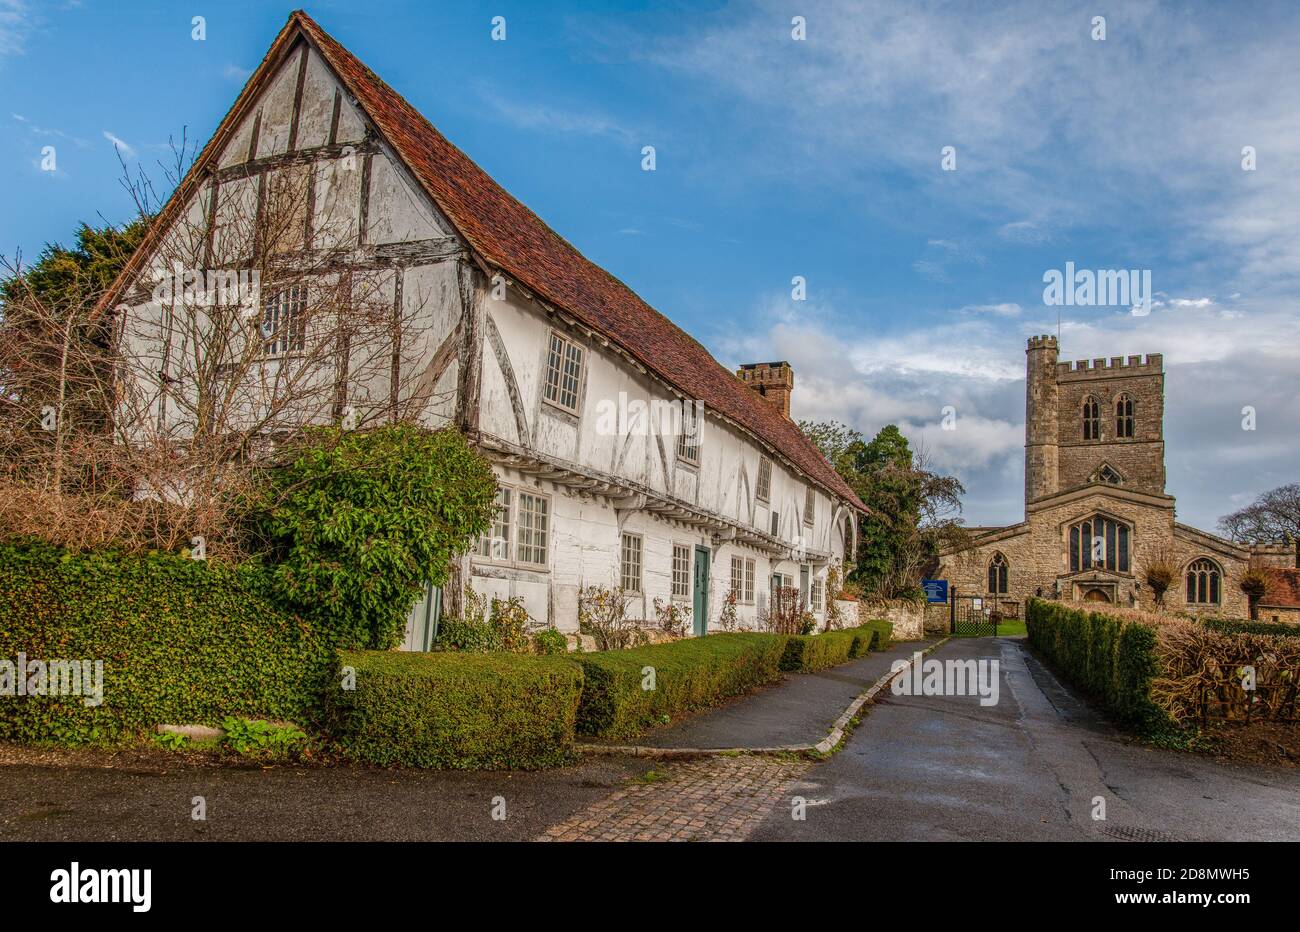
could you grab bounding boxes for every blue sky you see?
[3,0,1298,531]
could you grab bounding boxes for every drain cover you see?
[1098,824,1181,842]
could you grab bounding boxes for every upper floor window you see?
[262,285,307,357]
[1068,514,1130,574]
[988,552,1009,594]
[1082,395,1100,440]
[1115,393,1135,439]
[756,457,772,502]
[672,544,691,599]
[770,510,780,537]
[804,487,816,526]
[676,401,700,465]
[543,331,584,413]
[620,533,643,593]
[1186,558,1221,605]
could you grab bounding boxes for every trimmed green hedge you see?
[1025,599,1171,732]
[780,629,860,672]
[0,539,335,745]
[861,619,894,651]
[325,650,584,769]
[1203,618,1300,638]
[574,633,788,739]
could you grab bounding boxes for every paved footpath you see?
[538,755,811,841]
[636,639,929,749]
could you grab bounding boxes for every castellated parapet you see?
[1057,354,1163,380]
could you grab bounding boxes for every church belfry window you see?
[1186,559,1221,605]
[988,552,1009,594]
[1115,393,1135,439]
[1082,396,1100,440]
[1068,514,1131,574]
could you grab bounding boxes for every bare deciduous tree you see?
[0,135,453,558]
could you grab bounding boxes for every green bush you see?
[574,633,788,739]
[861,619,894,651]
[244,425,499,650]
[0,539,335,744]
[1025,599,1172,732]
[435,617,502,652]
[532,629,568,655]
[780,629,861,672]
[1202,618,1300,638]
[325,650,583,769]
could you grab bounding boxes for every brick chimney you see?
[736,361,794,419]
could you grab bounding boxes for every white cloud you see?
[223,63,252,82]
[102,130,135,159]
[478,88,640,145]
[645,0,1300,293]
[713,290,1300,528]
[0,0,33,59]
[963,303,1022,317]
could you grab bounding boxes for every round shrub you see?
[244,425,498,650]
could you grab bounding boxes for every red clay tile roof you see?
[1261,568,1300,608]
[291,13,865,512]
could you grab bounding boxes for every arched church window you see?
[988,552,1009,594]
[1082,396,1101,440]
[1068,515,1131,573]
[1186,559,1221,605]
[1115,393,1135,439]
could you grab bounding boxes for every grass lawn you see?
[949,619,1027,638]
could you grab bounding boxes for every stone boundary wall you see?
[859,599,924,640]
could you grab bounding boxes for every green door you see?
[693,547,710,636]
[403,582,442,651]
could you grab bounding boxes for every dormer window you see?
[676,400,700,465]
[756,457,772,502]
[543,331,584,414]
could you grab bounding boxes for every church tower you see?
[1023,335,1167,505]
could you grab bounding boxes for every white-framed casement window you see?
[261,284,307,357]
[811,575,825,613]
[770,510,780,537]
[515,491,550,567]
[676,401,701,465]
[731,556,756,604]
[804,487,816,526]
[476,487,512,561]
[543,330,584,413]
[756,456,772,502]
[620,533,643,593]
[672,544,691,600]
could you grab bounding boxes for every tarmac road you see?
[751,636,1300,841]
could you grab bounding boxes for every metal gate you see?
[948,587,999,637]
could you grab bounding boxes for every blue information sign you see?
[922,579,948,604]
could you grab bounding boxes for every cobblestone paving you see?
[538,755,812,842]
